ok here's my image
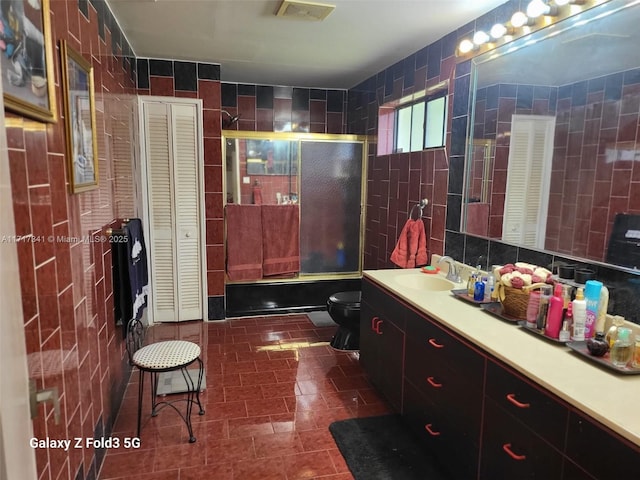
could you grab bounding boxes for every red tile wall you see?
[360,65,458,269]
[548,77,640,261]
[474,72,640,263]
[6,3,137,480]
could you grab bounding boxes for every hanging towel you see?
[411,218,428,267]
[226,204,263,281]
[390,219,428,268]
[124,219,149,322]
[262,204,300,276]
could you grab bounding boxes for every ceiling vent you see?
[276,0,335,21]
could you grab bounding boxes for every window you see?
[394,92,447,153]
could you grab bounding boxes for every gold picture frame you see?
[0,0,56,123]
[60,40,98,193]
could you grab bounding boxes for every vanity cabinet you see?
[403,308,484,479]
[360,277,640,480]
[360,279,406,411]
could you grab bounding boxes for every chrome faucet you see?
[438,256,461,283]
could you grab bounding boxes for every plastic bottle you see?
[545,283,564,339]
[536,285,552,331]
[484,274,495,302]
[474,276,485,302]
[571,287,587,341]
[584,280,603,339]
[526,290,541,329]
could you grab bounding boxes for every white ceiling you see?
[106,0,507,89]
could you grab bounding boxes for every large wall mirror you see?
[462,0,640,271]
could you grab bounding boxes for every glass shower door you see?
[299,140,364,274]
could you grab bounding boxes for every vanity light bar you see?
[456,0,610,59]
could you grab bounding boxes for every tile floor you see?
[98,314,391,480]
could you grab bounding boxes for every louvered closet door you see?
[171,104,202,320]
[502,115,555,249]
[143,101,203,322]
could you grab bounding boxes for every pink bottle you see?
[545,283,564,339]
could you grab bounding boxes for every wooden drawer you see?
[485,360,568,449]
[405,335,483,439]
[403,380,479,480]
[480,397,563,480]
[405,309,484,390]
[565,411,640,480]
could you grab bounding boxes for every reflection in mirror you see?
[463,0,640,269]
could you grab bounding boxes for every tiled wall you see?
[7,1,137,479]
[135,57,225,319]
[220,83,346,133]
[472,69,640,263]
[473,83,558,239]
[549,69,640,261]
[347,31,467,269]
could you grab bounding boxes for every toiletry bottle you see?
[467,265,480,297]
[474,276,485,302]
[559,320,571,342]
[484,273,495,302]
[605,315,625,349]
[633,335,640,368]
[536,285,552,331]
[526,290,541,329]
[610,327,633,367]
[545,283,564,339]
[561,284,573,314]
[571,287,587,341]
[562,302,573,340]
[584,280,603,339]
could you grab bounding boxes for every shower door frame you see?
[222,130,369,283]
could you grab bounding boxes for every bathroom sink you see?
[394,274,455,292]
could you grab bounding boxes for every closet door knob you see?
[186,232,192,237]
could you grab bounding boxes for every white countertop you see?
[363,268,640,447]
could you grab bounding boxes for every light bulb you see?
[458,39,475,54]
[473,30,490,45]
[490,23,508,39]
[510,11,529,27]
[526,0,558,17]
[527,0,548,18]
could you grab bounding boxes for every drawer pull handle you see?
[428,338,444,349]
[424,424,441,436]
[374,319,383,335]
[506,393,530,409]
[502,443,526,461]
[371,316,379,331]
[426,376,442,388]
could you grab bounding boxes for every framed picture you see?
[60,39,98,193]
[0,0,56,122]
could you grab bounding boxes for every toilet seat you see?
[328,291,361,312]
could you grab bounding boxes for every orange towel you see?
[226,204,263,281]
[262,204,300,276]
[390,219,428,268]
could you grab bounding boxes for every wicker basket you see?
[495,282,548,319]
[499,286,530,319]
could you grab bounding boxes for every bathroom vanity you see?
[360,269,640,480]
